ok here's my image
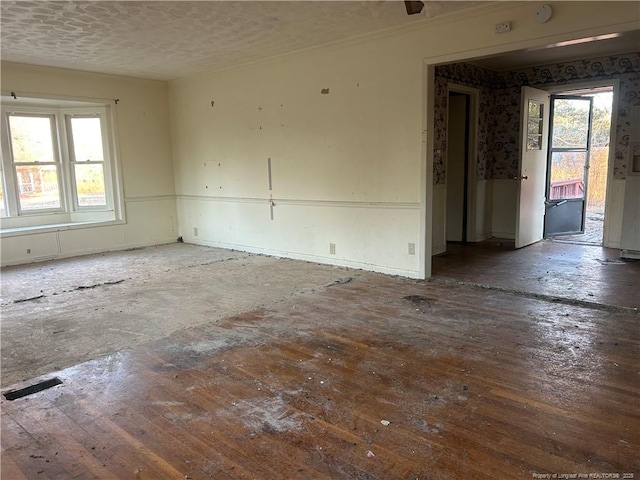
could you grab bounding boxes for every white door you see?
[515,86,550,249]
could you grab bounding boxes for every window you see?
[8,114,62,212]
[1,99,120,229]
[67,115,107,208]
[526,100,544,150]
[0,172,5,218]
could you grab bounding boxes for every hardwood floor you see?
[432,240,639,310]
[2,271,638,479]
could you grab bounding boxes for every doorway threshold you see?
[547,211,605,246]
[549,238,602,247]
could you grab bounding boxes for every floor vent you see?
[3,377,63,401]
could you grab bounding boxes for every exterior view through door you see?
[544,90,612,245]
[544,95,594,237]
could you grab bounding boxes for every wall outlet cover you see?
[495,22,511,33]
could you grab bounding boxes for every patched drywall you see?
[170,1,639,277]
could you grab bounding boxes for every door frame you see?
[543,79,618,246]
[445,83,480,245]
[544,94,594,237]
[420,34,631,279]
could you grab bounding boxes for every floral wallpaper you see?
[433,52,640,184]
[433,63,496,184]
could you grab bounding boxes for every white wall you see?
[490,179,519,240]
[170,1,638,277]
[170,23,425,276]
[1,63,177,265]
[3,3,633,271]
[473,179,492,242]
[432,184,446,255]
[620,105,640,257]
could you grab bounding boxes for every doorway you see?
[544,88,613,245]
[446,91,470,243]
[444,84,479,248]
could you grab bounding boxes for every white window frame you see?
[0,98,122,231]
[4,112,64,215]
[64,110,114,212]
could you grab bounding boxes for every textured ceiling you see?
[1,1,479,81]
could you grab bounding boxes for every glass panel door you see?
[544,96,593,237]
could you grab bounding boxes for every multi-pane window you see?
[526,100,544,151]
[8,114,62,212]
[1,103,115,224]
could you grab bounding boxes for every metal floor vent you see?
[3,377,63,401]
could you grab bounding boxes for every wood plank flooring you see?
[432,240,639,309]
[2,272,638,479]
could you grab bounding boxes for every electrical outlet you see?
[495,21,511,33]
[329,243,336,255]
[194,227,199,237]
[408,243,415,255]
[26,248,31,254]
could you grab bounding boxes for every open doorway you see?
[544,88,613,245]
[444,84,479,249]
[422,30,639,279]
[446,91,470,243]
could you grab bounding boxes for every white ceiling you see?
[1,0,480,81]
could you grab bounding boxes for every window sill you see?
[0,219,124,238]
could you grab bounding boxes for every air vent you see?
[3,377,63,401]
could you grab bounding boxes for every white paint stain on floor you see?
[228,395,304,433]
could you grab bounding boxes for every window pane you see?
[527,134,542,150]
[70,117,104,162]
[528,100,541,118]
[15,165,61,210]
[74,163,106,207]
[0,180,6,217]
[526,101,544,150]
[551,99,590,149]
[9,115,56,163]
[527,118,542,135]
[549,151,587,200]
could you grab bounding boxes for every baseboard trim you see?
[491,231,515,240]
[184,238,422,279]
[1,238,178,267]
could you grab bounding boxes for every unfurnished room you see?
[0,1,639,479]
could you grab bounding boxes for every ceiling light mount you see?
[404,1,425,16]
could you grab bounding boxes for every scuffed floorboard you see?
[2,273,638,479]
